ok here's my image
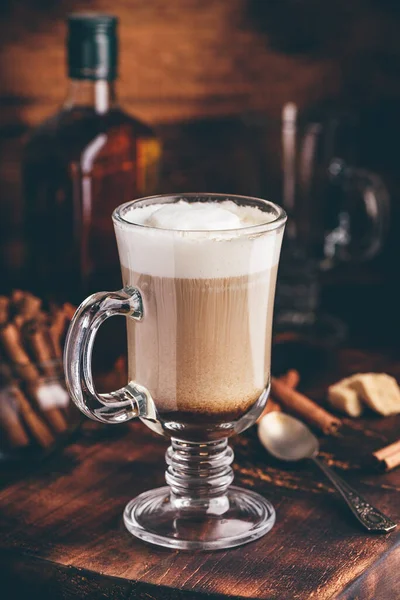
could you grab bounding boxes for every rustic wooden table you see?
[0,347,399,600]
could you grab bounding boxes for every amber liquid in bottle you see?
[22,79,161,304]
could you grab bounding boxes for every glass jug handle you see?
[323,159,390,265]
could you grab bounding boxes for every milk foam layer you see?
[148,203,241,230]
[114,200,283,279]
[128,200,272,230]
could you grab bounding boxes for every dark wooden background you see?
[1,0,400,342]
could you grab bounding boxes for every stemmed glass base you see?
[123,438,276,550]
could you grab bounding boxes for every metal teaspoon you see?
[258,412,396,533]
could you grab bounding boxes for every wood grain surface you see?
[0,347,400,599]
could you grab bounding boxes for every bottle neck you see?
[64,79,117,115]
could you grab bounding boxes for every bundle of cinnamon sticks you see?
[258,369,342,435]
[0,291,76,452]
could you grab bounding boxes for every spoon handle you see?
[312,456,396,533]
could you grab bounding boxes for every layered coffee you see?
[115,200,283,425]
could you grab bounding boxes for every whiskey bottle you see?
[22,14,161,303]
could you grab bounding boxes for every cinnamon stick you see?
[23,321,58,378]
[372,440,400,472]
[0,361,54,449]
[0,387,30,448]
[271,377,342,435]
[63,303,77,321]
[14,291,42,318]
[46,307,72,420]
[0,323,39,384]
[27,380,69,433]
[10,289,24,304]
[262,397,282,415]
[258,370,300,422]
[26,379,69,433]
[13,292,42,329]
[0,296,9,325]
[49,307,68,359]
[284,369,300,389]
[13,386,54,448]
[22,321,68,434]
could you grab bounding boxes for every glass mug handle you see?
[64,287,149,424]
[324,159,390,264]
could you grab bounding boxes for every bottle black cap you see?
[67,13,118,81]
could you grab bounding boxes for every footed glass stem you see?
[123,438,275,550]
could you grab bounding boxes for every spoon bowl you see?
[258,412,318,461]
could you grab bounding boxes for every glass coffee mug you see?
[64,193,286,550]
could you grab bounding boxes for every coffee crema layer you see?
[115,200,281,279]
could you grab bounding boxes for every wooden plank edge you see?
[0,548,235,600]
[335,536,400,600]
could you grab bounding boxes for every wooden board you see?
[0,347,400,599]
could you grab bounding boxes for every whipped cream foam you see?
[114,200,283,279]
[126,200,273,231]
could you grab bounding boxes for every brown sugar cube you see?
[351,373,400,416]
